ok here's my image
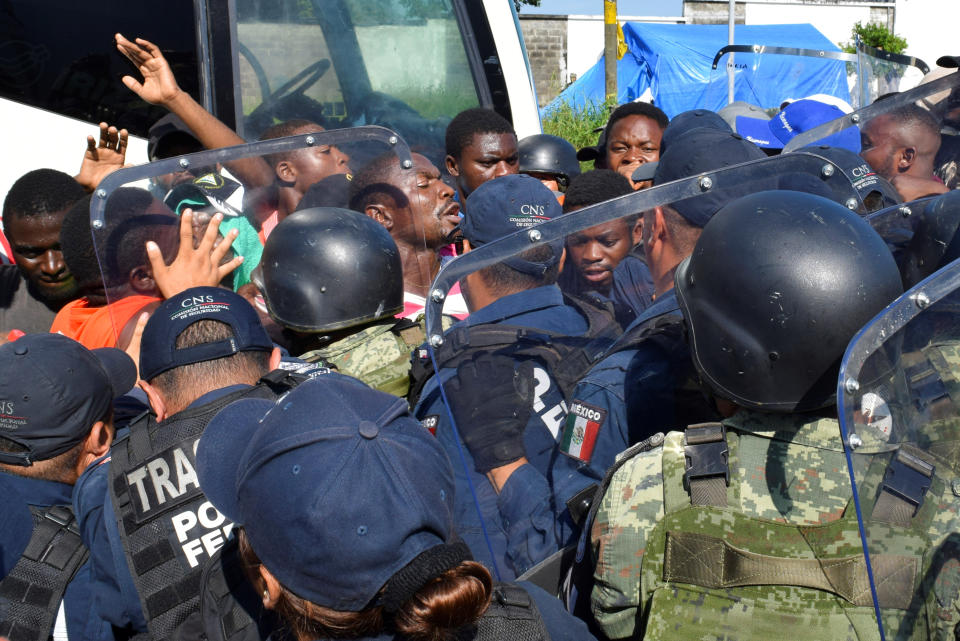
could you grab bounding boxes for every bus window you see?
[234,0,482,162]
[0,0,200,138]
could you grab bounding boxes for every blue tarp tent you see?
[543,23,849,119]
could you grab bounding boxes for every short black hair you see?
[445,108,515,160]
[60,188,177,290]
[562,169,633,213]
[259,119,323,170]
[885,104,942,139]
[604,102,669,142]
[3,169,85,225]
[348,152,404,212]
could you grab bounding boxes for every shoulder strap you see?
[472,583,549,641]
[682,422,729,508]
[0,505,89,641]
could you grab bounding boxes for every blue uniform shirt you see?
[2,471,115,641]
[415,285,589,579]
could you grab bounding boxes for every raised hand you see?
[116,33,183,107]
[75,122,129,192]
[146,209,242,298]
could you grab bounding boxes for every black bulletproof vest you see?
[109,384,277,639]
[0,505,88,641]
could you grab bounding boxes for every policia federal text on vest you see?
[109,370,318,639]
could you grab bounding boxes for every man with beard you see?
[0,169,86,335]
[350,152,467,318]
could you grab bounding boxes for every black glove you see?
[445,353,535,474]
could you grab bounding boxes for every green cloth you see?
[219,216,262,290]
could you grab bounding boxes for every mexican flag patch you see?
[560,401,606,463]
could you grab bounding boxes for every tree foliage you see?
[515,0,542,11]
[840,21,908,54]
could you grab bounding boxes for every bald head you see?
[861,107,942,180]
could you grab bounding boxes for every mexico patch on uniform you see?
[421,415,439,436]
[560,401,606,463]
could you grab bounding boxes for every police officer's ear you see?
[138,380,169,422]
[269,347,282,371]
[258,564,282,609]
[364,204,394,231]
[445,154,461,178]
[74,420,114,479]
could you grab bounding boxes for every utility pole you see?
[604,0,617,101]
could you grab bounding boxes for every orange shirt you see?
[50,295,160,349]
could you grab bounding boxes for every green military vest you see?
[299,317,426,397]
[591,414,960,640]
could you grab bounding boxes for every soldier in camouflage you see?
[255,206,426,397]
[587,190,944,640]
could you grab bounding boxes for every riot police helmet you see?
[518,134,581,188]
[256,207,404,333]
[675,190,903,412]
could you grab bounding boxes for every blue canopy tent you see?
[543,23,850,119]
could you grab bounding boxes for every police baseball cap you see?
[800,145,901,211]
[653,128,767,227]
[735,99,860,152]
[196,376,456,611]
[139,286,273,382]
[0,334,136,465]
[462,174,563,275]
[661,109,732,154]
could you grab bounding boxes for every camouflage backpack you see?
[589,416,960,641]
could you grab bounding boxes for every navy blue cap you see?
[139,287,273,382]
[462,174,563,276]
[800,144,901,211]
[661,109,731,154]
[653,128,767,227]
[196,376,455,610]
[0,334,136,465]
[736,99,860,152]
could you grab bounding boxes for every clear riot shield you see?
[87,125,445,353]
[422,150,864,579]
[782,69,960,154]
[857,43,930,105]
[705,45,858,115]
[837,258,960,641]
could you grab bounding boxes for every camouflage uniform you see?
[590,409,960,641]
[300,317,425,397]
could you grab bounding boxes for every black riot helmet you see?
[675,190,903,412]
[256,207,404,333]
[518,134,581,189]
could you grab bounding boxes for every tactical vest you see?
[605,423,959,641]
[0,505,88,641]
[110,370,320,639]
[300,316,426,398]
[408,293,620,407]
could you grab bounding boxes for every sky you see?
[519,0,684,17]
